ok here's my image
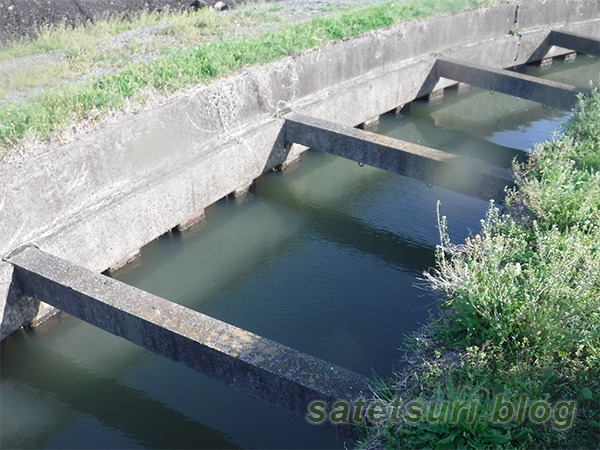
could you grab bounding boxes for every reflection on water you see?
[1,56,598,449]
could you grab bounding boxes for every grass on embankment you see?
[0,0,495,155]
[0,6,271,62]
[360,90,600,449]
[0,5,284,100]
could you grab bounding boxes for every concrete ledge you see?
[285,113,513,201]
[176,209,206,232]
[517,0,600,30]
[7,245,368,426]
[107,249,142,273]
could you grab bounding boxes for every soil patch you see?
[0,0,240,44]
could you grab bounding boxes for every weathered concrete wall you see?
[1,0,600,338]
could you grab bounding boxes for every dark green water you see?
[1,56,598,449]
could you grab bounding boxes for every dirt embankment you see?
[0,0,236,44]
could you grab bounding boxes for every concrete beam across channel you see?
[550,30,600,57]
[435,57,588,110]
[284,113,513,201]
[5,245,368,429]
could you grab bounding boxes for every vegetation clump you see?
[361,89,600,449]
[0,0,495,155]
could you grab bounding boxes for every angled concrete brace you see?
[435,57,588,110]
[284,113,513,201]
[5,245,368,432]
[550,30,600,57]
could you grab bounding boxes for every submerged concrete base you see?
[360,116,381,131]
[427,89,445,103]
[108,249,141,272]
[6,245,368,429]
[29,301,60,326]
[233,183,253,198]
[176,209,206,232]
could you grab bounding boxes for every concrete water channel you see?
[1,0,600,448]
[2,54,599,449]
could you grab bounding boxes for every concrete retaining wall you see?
[2,0,600,339]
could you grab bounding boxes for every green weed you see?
[361,89,600,449]
[0,0,493,153]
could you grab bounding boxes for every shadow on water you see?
[114,151,446,379]
[0,330,239,449]
[380,102,528,167]
[2,55,597,450]
[257,174,436,273]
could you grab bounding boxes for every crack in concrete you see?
[513,4,521,62]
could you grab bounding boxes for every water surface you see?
[1,55,597,449]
